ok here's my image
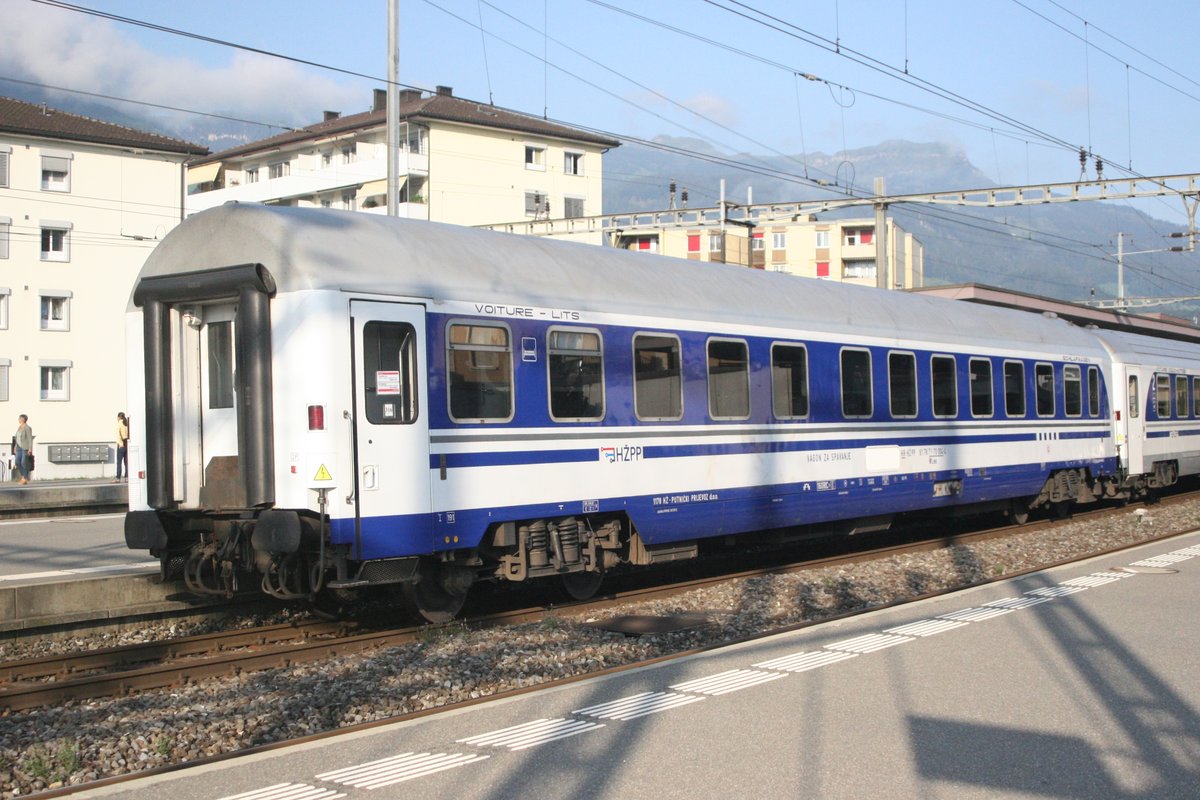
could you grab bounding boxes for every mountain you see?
[604,138,1200,320]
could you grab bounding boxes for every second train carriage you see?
[123,204,1178,620]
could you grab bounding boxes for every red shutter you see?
[688,234,700,252]
[860,229,873,244]
[816,261,830,277]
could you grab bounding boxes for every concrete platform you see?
[78,531,1200,800]
[0,477,127,518]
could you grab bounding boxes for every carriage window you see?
[207,321,234,409]
[1088,366,1100,417]
[1156,374,1171,418]
[448,322,512,421]
[634,333,682,420]
[1004,360,1025,417]
[931,355,957,417]
[707,338,750,420]
[1176,375,1189,419]
[888,352,917,418]
[970,358,993,417]
[1128,375,1139,419]
[1035,363,1055,416]
[771,343,809,418]
[548,328,604,421]
[1063,365,1082,417]
[363,321,418,424]
[1193,377,1200,419]
[841,348,872,418]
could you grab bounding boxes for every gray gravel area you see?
[0,503,1194,796]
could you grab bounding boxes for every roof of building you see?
[909,283,1200,344]
[193,88,620,165]
[0,96,208,156]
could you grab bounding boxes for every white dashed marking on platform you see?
[885,618,970,637]
[670,669,786,696]
[457,718,604,751]
[316,752,488,789]
[753,650,859,672]
[575,691,705,720]
[826,633,913,653]
[216,784,345,800]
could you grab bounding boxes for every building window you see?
[447,322,513,421]
[752,232,764,251]
[404,125,425,154]
[268,161,290,180]
[0,360,9,402]
[843,259,876,279]
[0,145,10,188]
[634,333,683,421]
[244,167,259,184]
[525,144,546,170]
[321,151,333,168]
[547,328,604,421]
[341,191,354,210]
[41,151,72,192]
[564,151,583,175]
[40,222,72,262]
[708,233,723,253]
[771,343,809,419]
[814,230,830,248]
[524,191,547,217]
[845,227,873,246]
[40,291,71,331]
[772,232,786,250]
[564,196,585,218]
[342,145,356,164]
[40,361,71,401]
[707,338,750,420]
[0,289,8,329]
[0,216,9,259]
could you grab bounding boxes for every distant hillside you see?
[604,138,1200,320]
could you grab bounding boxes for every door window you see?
[363,321,418,424]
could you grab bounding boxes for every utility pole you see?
[1084,231,1200,311]
[874,176,889,290]
[386,0,399,217]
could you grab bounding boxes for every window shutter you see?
[42,156,71,173]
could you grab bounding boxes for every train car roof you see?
[1090,327,1200,369]
[136,203,1104,353]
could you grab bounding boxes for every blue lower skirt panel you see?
[329,457,1116,561]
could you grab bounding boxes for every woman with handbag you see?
[13,414,33,485]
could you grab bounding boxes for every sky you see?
[3,0,1200,226]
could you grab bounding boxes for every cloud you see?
[0,1,363,132]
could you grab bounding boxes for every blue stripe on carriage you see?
[430,429,1111,469]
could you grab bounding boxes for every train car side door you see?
[350,301,432,559]
[1122,367,1146,475]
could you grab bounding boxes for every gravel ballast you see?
[0,503,1195,796]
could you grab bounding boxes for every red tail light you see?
[308,405,325,430]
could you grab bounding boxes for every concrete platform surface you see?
[77,530,1200,800]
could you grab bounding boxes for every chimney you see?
[323,110,340,122]
[399,89,421,104]
[373,89,386,112]
[435,85,453,97]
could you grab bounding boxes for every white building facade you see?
[186,87,619,240]
[0,96,205,478]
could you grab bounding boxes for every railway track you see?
[2,494,1192,713]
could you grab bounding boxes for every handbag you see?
[27,453,34,471]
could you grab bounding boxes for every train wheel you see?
[404,559,469,624]
[560,570,603,601]
[1007,498,1032,526]
[312,586,360,620]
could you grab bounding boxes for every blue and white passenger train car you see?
[122,204,1187,620]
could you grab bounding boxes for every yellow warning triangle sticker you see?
[313,464,333,482]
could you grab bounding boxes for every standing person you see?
[13,414,33,485]
[114,412,129,483]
